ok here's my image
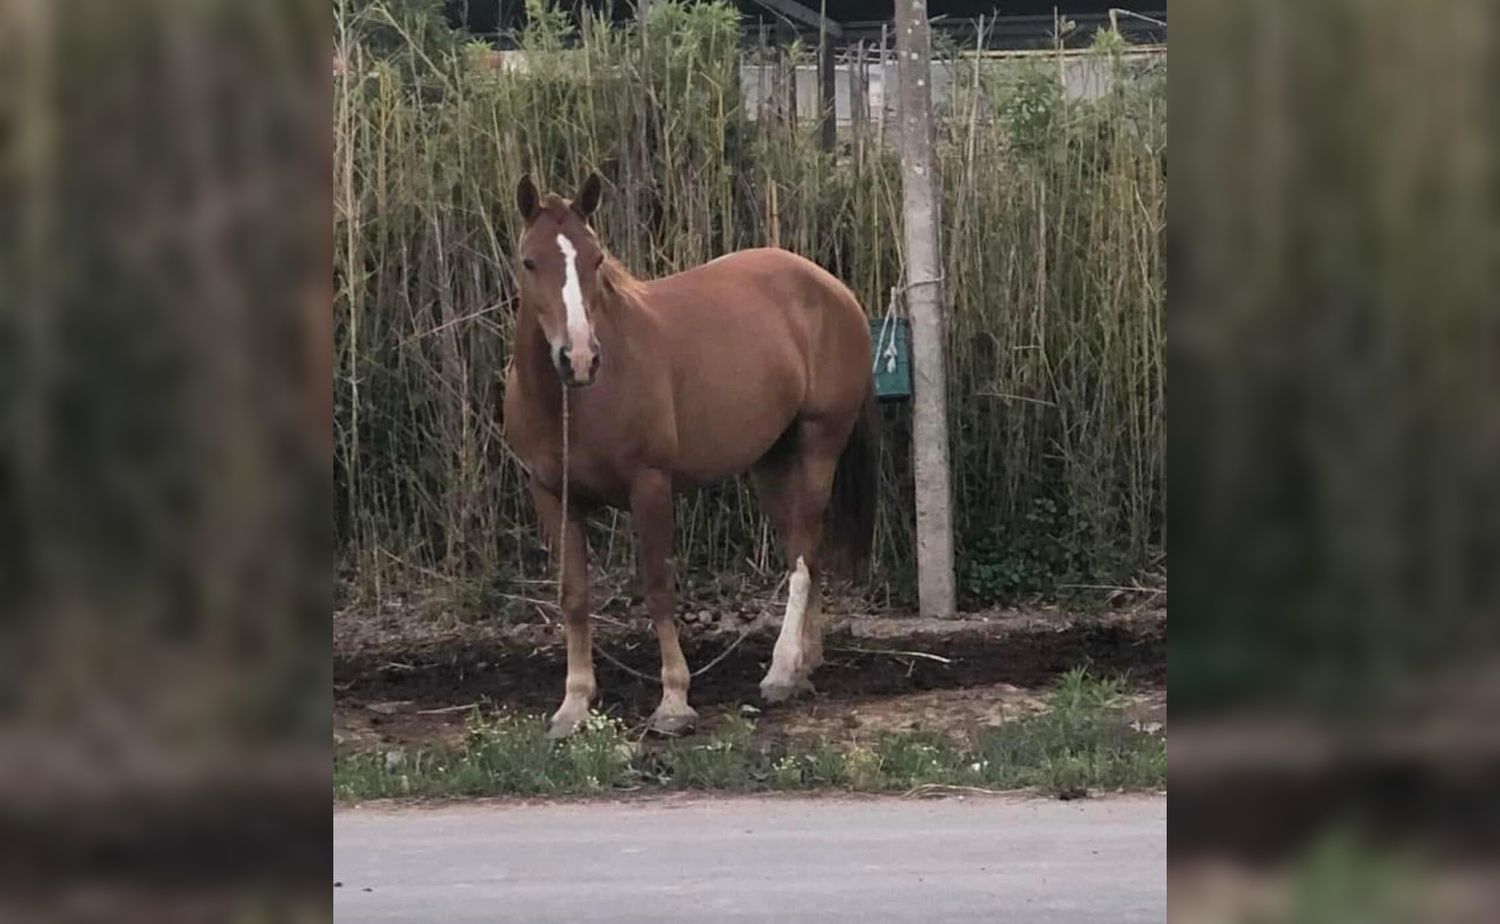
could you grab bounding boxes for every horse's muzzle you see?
[553,340,601,387]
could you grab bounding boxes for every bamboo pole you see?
[876,23,887,147]
[818,0,836,152]
[851,40,868,168]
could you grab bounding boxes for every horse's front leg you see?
[532,479,595,739]
[630,470,697,735]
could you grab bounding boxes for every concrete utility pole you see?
[894,0,957,617]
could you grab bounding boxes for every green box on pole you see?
[870,317,913,401]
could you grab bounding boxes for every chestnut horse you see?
[504,174,877,737]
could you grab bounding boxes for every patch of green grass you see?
[334,671,1165,801]
[334,711,638,799]
[972,668,1166,796]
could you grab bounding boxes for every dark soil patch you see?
[335,610,1165,749]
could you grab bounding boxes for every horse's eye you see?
[522,258,536,271]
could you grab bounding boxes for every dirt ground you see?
[334,605,1166,751]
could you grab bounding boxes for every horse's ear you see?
[573,172,602,219]
[516,174,540,222]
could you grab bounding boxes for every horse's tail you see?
[824,386,880,580]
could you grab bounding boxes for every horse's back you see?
[639,249,871,481]
[653,248,859,315]
[647,248,868,367]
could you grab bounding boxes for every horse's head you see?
[515,173,606,387]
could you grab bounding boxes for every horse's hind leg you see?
[754,418,843,703]
[630,469,698,735]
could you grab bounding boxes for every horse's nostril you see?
[589,356,600,375]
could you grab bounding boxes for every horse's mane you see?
[599,252,647,307]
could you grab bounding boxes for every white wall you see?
[486,47,1165,124]
[740,49,1164,124]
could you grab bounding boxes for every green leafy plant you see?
[334,671,1164,800]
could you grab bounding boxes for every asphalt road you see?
[334,794,1164,923]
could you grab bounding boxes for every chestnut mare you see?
[504,174,877,738]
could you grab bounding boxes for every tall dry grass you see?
[333,0,1165,613]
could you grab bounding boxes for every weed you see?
[971,669,1164,796]
[871,732,966,788]
[334,671,1165,801]
[655,715,762,789]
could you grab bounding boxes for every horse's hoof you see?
[547,713,584,740]
[648,706,698,737]
[760,677,815,704]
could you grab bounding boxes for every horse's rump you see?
[644,249,873,486]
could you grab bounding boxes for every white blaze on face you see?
[555,233,590,346]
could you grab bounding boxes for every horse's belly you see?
[672,378,801,483]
